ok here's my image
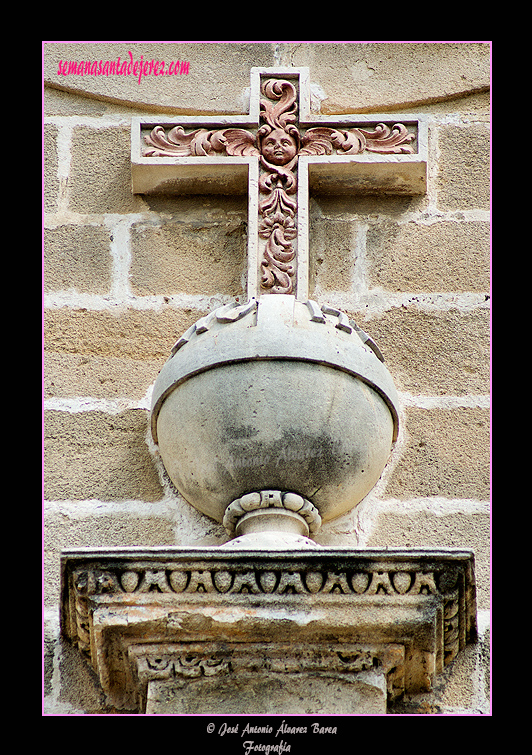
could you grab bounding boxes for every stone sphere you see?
[151,295,399,525]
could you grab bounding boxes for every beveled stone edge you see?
[60,544,476,562]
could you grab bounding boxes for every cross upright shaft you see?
[131,67,427,302]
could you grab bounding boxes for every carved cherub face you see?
[261,128,298,166]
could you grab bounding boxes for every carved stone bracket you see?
[61,547,477,713]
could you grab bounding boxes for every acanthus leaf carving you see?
[144,125,213,157]
[220,128,260,157]
[300,123,415,156]
[300,126,363,156]
[144,125,259,158]
[357,122,415,154]
[256,78,299,294]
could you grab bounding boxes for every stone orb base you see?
[152,295,399,528]
[156,359,394,524]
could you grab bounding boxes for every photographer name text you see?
[207,720,338,753]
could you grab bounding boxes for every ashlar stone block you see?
[44,307,204,361]
[437,123,490,211]
[356,307,490,396]
[385,407,490,500]
[44,409,163,502]
[69,125,147,214]
[43,352,165,401]
[309,218,359,293]
[44,224,113,294]
[44,123,59,214]
[129,217,246,297]
[366,220,490,293]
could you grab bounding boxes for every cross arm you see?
[131,115,259,195]
[299,114,427,196]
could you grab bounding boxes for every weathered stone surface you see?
[56,636,108,713]
[60,546,477,713]
[389,619,490,714]
[157,359,394,524]
[44,409,163,501]
[44,42,276,115]
[44,307,204,360]
[129,216,246,297]
[147,668,388,715]
[44,42,490,115]
[44,224,113,293]
[44,85,113,117]
[309,218,358,292]
[366,220,490,292]
[69,125,147,214]
[430,632,485,710]
[437,123,490,211]
[287,42,490,113]
[152,296,399,525]
[384,407,490,500]
[44,123,59,214]
[311,189,428,223]
[43,621,56,696]
[43,352,163,401]
[357,306,490,395]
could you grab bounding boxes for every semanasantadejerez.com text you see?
[56,51,190,84]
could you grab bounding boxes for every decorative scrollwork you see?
[143,125,259,158]
[301,123,415,156]
[137,643,390,683]
[141,652,230,679]
[255,79,300,294]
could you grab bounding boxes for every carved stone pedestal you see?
[61,547,477,715]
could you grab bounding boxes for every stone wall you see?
[43,42,491,715]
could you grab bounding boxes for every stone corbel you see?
[61,547,477,714]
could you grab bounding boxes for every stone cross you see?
[131,67,427,302]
